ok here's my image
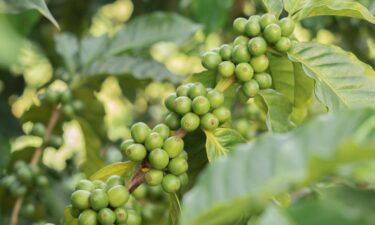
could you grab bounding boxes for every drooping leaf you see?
[288,42,375,112]
[180,108,375,225]
[168,193,182,225]
[260,0,283,18]
[108,12,201,55]
[190,0,235,33]
[90,161,137,181]
[294,0,375,24]
[82,55,182,84]
[255,89,295,132]
[0,0,59,28]
[204,128,246,162]
[55,32,80,73]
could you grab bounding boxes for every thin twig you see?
[10,105,61,225]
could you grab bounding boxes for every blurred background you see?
[0,0,374,224]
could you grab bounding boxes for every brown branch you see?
[127,161,151,193]
[10,105,61,225]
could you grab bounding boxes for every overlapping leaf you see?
[260,0,283,18]
[90,161,137,181]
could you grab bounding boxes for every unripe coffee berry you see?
[206,89,224,108]
[126,209,142,225]
[213,107,231,123]
[115,207,128,224]
[163,136,184,158]
[107,185,130,207]
[233,35,249,46]
[145,169,164,186]
[174,96,192,115]
[162,174,181,193]
[131,122,150,143]
[279,17,295,36]
[242,80,260,97]
[105,175,124,190]
[260,13,277,29]
[31,123,45,137]
[152,123,170,140]
[218,61,235,77]
[165,93,177,111]
[181,112,200,132]
[245,18,261,37]
[201,113,219,130]
[120,139,134,156]
[98,208,116,225]
[62,104,75,117]
[219,44,232,60]
[275,37,292,52]
[202,52,222,70]
[126,144,147,161]
[255,73,273,89]
[61,90,72,103]
[78,209,97,225]
[188,83,207,99]
[89,189,109,210]
[168,158,188,175]
[233,17,247,34]
[71,190,91,210]
[179,173,189,187]
[250,55,269,73]
[192,96,210,115]
[165,112,181,130]
[264,23,282,43]
[76,180,95,192]
[248,37,267,56]
[145,132,164,150]
[149,148,169,169]
[176,84,191,97]
[232,44,251,64]
[235,63,254,82]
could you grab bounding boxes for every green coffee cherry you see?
[181,112,200,132]
[115,207,128,224]
[177,151,188,160]
[218,61,235,77]
[232,44,251,64]
[21,203,35,217]
[174,96,192,115]
[126,144,147,161]
[16,167,33,184]
[235,119,251,136]
[78,209,97,225]
[132,184,146,200]
[178,173,189,187]
[188,83,207,99]
[61,90,72,103]
[76,180,95,192]
[245,18,261,37]
[279,17,295,36]
[248,37,267,56]
[152,124,170,140]
[107,185,130,207]
[93,180,107,190]
[165,93,177,111]
[250,55,269,73]
[105,175,124,190]
[165,112,181,130]
[131,122,150,143]
[31,123,45,137]
[233,35,249,46]
[35,175,48,187]
[242,80,260,98]
[62,104,75,117]
[121,139,134,156]
[145,132,164,151]
[275,37,292,52]
[202,52,222,70]
[149,148,170,169]
[255,73,273,89]
[126,209,142,225]
[192,96,210,115]
[219,44,232,60]
[264,23,282,43]
[98,208,116,225]
[235,63,254,82]
[162,174,181,193]
[260,13,277,29]
[201,113,219,130]
[213,107,231,123]
[233,17,247,34]
[47,134,63,149]
[70,206,81,219]
[206,89,224,108]
[176,84,190,97]
[145,169,164,186]
[168,158,188,175]
[45,90,60,104]
[71,190,91,210]
[163,136,184,158]
[89,189,109,211]
[72,100,84,111]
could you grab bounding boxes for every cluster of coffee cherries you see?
[201,13,295,99]
[69,176,141,225]
[30,122,64,149]
[0,161,48,198]
[39,88,83,118]
[164,82,231,132]
[121,122,188,193]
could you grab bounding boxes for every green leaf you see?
[282,0,307,15]
[82,55,182,84]
[204,128,246,162]
[180,108,375,225]
[255,89,296,132]
[188,71,217,88]
[108,12,201,55]
[260,0,283,18]
[288,42,375,112]
[190,0,235,33]
[55,32,79,73]
[79,35,108,67]
[294,0,375,24]
[168,193,182,225]
[0,0,59,29]
[90,161,137,181]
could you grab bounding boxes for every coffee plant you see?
[0,0,375,225]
